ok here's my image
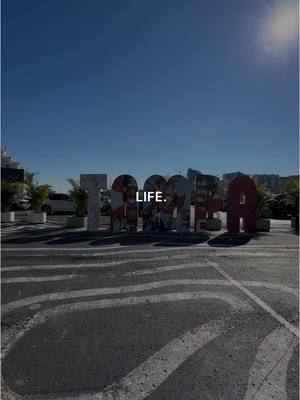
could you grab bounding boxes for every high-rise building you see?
[222,172,243,184]
[251,174,280,192]
[279,175,299,189]
[1,147,24,182]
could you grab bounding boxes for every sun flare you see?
[270,6,298,44]
[267,4,298,46]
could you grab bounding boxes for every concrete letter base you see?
[206,218,222,231]
[1,212,15,222]
[67,216,87,228]
[27,213,47,224]
[256,219,270,232]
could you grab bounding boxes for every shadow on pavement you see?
[2,226,210,247]
[3,225,267,248]
[207,232,255,247]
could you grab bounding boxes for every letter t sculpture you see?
[80,174,107,231]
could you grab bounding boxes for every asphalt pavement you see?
[1,219,299,400]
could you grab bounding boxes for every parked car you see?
[41,193,76,215]
[11,197,31,211]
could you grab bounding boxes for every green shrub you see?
[67,178,88,217]
[26,184,51,213]
[256,184,271,219]
[1,180,19,212]
[24,173,51,213]
[284,178,299,216]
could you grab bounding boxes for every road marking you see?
[0,290,248,399]
[3,277,298,315]
[2,244,299,251]
[55,319,225,400]
[1,274,81,284]
[1,223,59,234]
[1,245,298,252]
[1,317,226,400]
[1,250,298,260]
[244,324,298,400]
[122,262,210,276]
[207,260,299,338]
[1,281,297,399]
[1,254,192,272]
[1,291,250,359]
[1,246,196,252]
[2,284,253,314]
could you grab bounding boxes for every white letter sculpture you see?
[80,174,107,231]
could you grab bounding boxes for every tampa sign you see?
[80,173,257,234]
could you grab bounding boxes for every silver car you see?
[41,193,76,215]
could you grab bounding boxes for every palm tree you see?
[26,184,51,213]
[1,181,19,212]
[24,172,36,186]
[67,178,88,217]
[24,172,51,213]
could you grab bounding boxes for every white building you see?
[1,147,24,182]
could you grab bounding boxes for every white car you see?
[41,193,76,215]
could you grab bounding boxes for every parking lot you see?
[1,219,299,400]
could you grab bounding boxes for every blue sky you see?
[2,0,299,191]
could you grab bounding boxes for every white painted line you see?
[1,282,297,400]
[244,324,298,400]
[1,317,225,400]
[1,291,249,360]
[4,277,298,315]
[1,246,192,252]
[122,262,210,276]
[238,281,298,297]
[1,245,298,252]
[1,223,59,233]
[0,243,126,250]
[207,259,299,338]
[214,252,298,258]
[2,281,254,315]
[1,254,191,272]
[54,319,225,400]
[1,274,81,284]
[2,250,298,260]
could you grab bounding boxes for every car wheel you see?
[41,205,52,215]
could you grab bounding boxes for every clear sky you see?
[2,0,299,191]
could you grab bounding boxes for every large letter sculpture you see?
[143,175,191,233]
[143,175,167,232]
[227,175,257,234]
[194,175,219,232]
[111,175,138,232]
[161,175,191,232]
[80,174,107,231]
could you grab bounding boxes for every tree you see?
[284,178,299,216]
[24,172,36,186]
[256,184,271,219]
[24,173,51,213]
[67,178,88,217]
[1,181,19,212]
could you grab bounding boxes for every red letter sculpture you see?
[227,175,257,234]
[194,175,219,232]
[111,175,138,232]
